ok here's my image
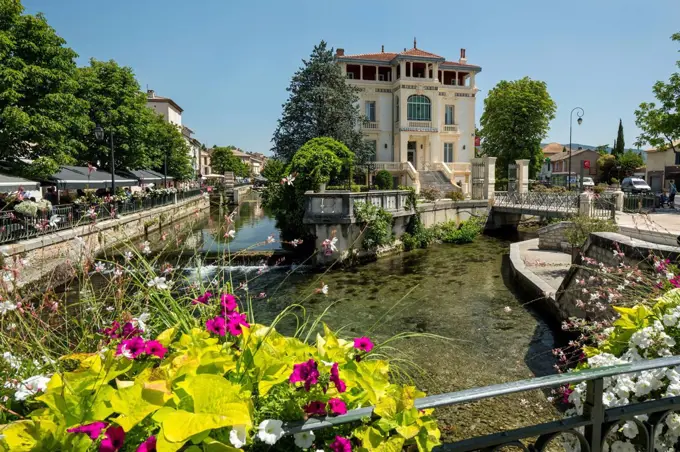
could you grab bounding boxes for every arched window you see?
[407,95,431,121]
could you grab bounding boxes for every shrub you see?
[564,214,619,247]
[354,201,394,248]
[374,170,393,190]
[447,191,465,201]
[610,177,619,185]
[435,217,484,244]
[326,184,367,192]
[419,187,441,202]
[14,200,52,217]
[593,183,607,194]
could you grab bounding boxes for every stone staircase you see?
[418,171,459,194]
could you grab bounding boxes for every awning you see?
[48,166,138,190]
[123,169,173,183]
[0,173,40,192]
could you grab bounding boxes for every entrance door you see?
[407,141,416,166]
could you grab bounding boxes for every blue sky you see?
[23,0,680,155]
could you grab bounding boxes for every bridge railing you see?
[281,355,680,451]
[493,191,579,213]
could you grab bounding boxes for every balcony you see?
[443,124,459,132]
[406,120,432,129]
[362,121,378,130]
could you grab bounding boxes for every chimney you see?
[459,48,467,64]
[147,89,155,98]
[336,48,344,57]
[381,44,384,53]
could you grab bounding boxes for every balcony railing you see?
[362,121,378,130]
[451,162,472,174]
[443,124,459,132]
[407,120,432,129]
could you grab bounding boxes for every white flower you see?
[321,284,328,295]
[141,241,151,255]
[94,261,106,273]
[504,306,512,313]
[48,215,60,228]
[225,229,236,239]
[13,375,50,401]
[124,251,133,261]
[257,419,284,445]
[132,312,150,332]
[621,420,638,439]
[266,234,275,244]
[2,352,21,369]
[147,276,169,290]
[113,267,123,278]
[0,300,16,315]
[119,344,134,359]
[294,431,315,449]
[663,314,679,327]
[229,425,247,448]
[611,440,636,452]
[329,236,338,252]
[668,272,675,281]
[2,272,14,283]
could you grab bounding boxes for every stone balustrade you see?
[302,190,414,225]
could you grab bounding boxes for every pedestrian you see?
[670,181,677,208]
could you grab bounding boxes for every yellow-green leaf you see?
[110,381,172,431]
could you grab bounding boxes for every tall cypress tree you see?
[271,41,369,163]
[613,119,625,157]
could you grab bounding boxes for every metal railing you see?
[282,355,680,452]
[493,191,579,214]
[591,192,618,220]
[623,193,657,213]
[0,190,204,245]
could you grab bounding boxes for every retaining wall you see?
[417,199,489,228]
[537,221,573,252]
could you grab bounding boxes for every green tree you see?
[0,0,90,174]
[595,144,610,156]
[597,154,616,183]
[618,150,644,176]
[211,146,250,177]
[75,59,156,172]
[635,32,680,152]
[271,41,370,163]
[146,113,193,181]
[479,77,556,178]
[612,119,625,158]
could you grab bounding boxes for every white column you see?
[400,61,405,79]
[360,65,363,81]
[516,159,530,193]
[375,66,378,81]
[483,156,497,200]
[430,134,441,164]
[399,133,409,163]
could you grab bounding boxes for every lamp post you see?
[94,125,115,195]
[568,107,584,190]
[365,160,376,190]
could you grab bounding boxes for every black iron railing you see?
[623,193,657,213]
[0,190,204,245]
[282,355,680,451]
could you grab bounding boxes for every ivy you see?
[354,202,394,249]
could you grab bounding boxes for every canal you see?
[178,195,562,441]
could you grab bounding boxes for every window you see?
[445,105,455,125]
[444,143,454,163]
[407,95,431,121]
[365,101,376,122]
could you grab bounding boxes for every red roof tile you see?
[399,48,443,58]
[338,48,479,69]
[337,52,398,61]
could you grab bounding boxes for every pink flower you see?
[136,435,156,452]
[192,291,213,305]
[144,340,167,359]
[304,400,327,416]
[289,359,320,391]
[330,363,346,393]
[220,293,237,314]
[206,316,226,336]
[100,425,125,452]
[330,436,352,452]
[226,311,250,336]
[327,398,347,415]
[67,421,108,440]
[121,322,141,339]
[116,337,146,359]
[353,336,374,353]
[101,321,121,340]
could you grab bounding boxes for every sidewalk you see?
[508,238,571,304]
[616,212,680,247]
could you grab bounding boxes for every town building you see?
[198,147,212,176]
[230,148,265,176]
[549,148,600,186]
[645,140,680,192]
[335,40,481,193]
[537,142,567,182]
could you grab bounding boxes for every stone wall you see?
[417,199,489,228]
[1,195,209,290]
[537,221,573,252]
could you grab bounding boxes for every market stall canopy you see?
[48,166,138,190]
[122,169,173,183]
[0,173,40,192]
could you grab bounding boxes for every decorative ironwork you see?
[471,159,485,200]
[280,355,680,452]
[623,193,657,213]
[508,163,518,192]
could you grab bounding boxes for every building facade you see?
[645,141,680,192]
[335,42,481,193]
[549,149,600,186]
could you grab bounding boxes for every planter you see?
[317,183,327,193]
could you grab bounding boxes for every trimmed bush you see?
[374,170,393,190]
[419,187,441,202]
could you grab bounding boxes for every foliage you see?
[13,199,51,217]
[326,184,368,192]
[598,154,617,183]
[610,177,619,185]
[618,150,644,174]
[261,158,286,184]
[271,41,371,164]
[564,215,619,247]
[146,113,194,181]
[479,77,556,179]
[612,119,625,158]
[211,146,250,177]
[593,184,607,195]
[419,188,441,202]
[434,218,484,244]
[594,145,610,156]
[290,138,346,186]
[634,32,680,152]
[375,170,393,190]
[19,156,60,180]
[600,151,643,183]
[354,202,394,249]
[447,191,465,201]
[531,183,566,193]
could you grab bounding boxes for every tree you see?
[75,59,157,172]
[598,154,616,183]
[612,119,625,158]
[595,145,610,156]
[271,41,370,163]
[635,32,680,152]
[211,146,250,177]
[479,77,556,178]
[146,113,193,181]
[0,0,90,175]
[618,150,644,176]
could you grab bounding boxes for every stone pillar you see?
[483,156,496,200]
[399,134,408,163]
[516,159,530,193]
[579,192,593,217]
[375,66,378,81]
[613,190,624,211]
[430,134,441,165]
[360,65,363,81]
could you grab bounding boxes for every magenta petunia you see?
[192,291,213,305]
[121,322,141,339]
[67,421,108,440]
[289,359,320,391]
[206,316,227,336]
[101,321,121,340]
[327,398,347,415]
[304,400,327,416]
[330,363,347,393]
[220,293,238,314]
[99,425,125,452]
[353,336,374,353]
[330,435,352,452]
[136,435,157,452]
[116,336,146,359]
[226,311,250,336]
[144,340,167,359]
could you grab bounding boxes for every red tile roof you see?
[338,47,479,69]
[337,52,398,61]
[399,48,444,58]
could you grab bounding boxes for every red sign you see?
[583,160,591,169]
[474,136,481,147]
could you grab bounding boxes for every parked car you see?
[621,177,651,194]
[582,177,595,188]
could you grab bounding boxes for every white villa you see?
[336,40,481,193]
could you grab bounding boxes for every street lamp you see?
[568,107,584,190]
[94,125,115,195]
